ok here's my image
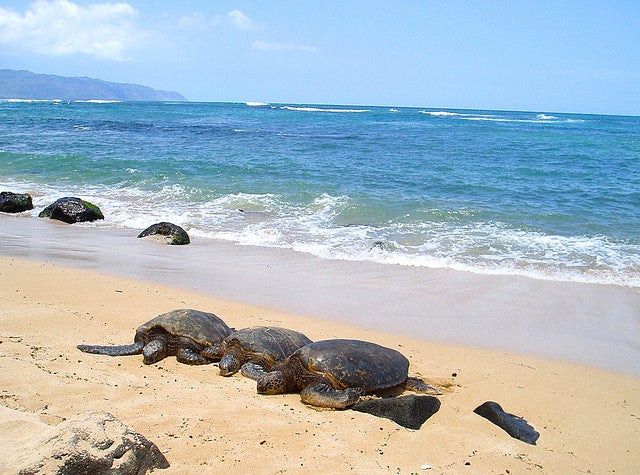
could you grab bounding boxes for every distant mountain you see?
[0,69,186,101]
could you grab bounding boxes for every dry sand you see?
[1,256,639,474]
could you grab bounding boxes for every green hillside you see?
[0,69,186,101]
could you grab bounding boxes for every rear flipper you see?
[77,341,144,356]
[403,376,441,395]
[300,383,364,409]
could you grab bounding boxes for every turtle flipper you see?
[176,348,211,365]
[403,376,441,395]
[77,341,144,357]
[240,362,268,381]
[200,343,224,361]
[300,383,364,409]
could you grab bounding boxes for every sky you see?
[0,0,639,115]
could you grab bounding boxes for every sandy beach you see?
[1,215,639,473]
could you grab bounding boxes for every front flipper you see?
[77,341,144,357]
[300,383,364,409]
[176,348,211,365]
[240,362,268,381]
[403,376,441,395]
[200,343,224,361]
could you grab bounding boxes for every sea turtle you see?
[218,326,312,377]
[77,309,233,365]
[255,339,440,409]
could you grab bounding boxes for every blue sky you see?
[1,1,638,115]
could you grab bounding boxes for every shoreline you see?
[2,213,640,375]
[1,255,639,473]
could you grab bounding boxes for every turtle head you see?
[218,353,241,376]
[142,339,167,365]
[257,370,290,394]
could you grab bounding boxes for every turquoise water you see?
[1,100,638,286]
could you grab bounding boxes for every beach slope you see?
[1,257,638,473]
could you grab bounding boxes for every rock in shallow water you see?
[351,395,441,430]
[137,222,190,245]
[38,196,104,223]
[474,401,540,445]
[0,191,33,213]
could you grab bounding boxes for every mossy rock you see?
[137,222,190,245]
[0,191,34,213]
[38,197,104,223]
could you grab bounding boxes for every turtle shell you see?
[135,309,232,347]
[292,339,409,392]
[223,326,312,369]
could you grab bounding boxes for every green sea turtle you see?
[218,326,312,377]
[77,309,233,365]
[255,339,440,409]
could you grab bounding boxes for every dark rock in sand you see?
[351,395,441,430]
[474,401,540,445]
[0,191,33,213]
[38,197,104,223]
[137,222,190,245]
[0,408,169,474]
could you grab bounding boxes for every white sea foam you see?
[460,116,575,124]
[420,110,495,119]
[420,110,462,116]
[420,110,584,124]
[3,177,636,288]
[280,106,370,113]
[5,98,63,103]
[75,100,122,104]
[245,101,269,107]
[460,117,528,123]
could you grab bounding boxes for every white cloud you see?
[252,40,317,53]
[228,9,255,30]
[0,0,142,60]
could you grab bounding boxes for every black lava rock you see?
[38,197,104,224]
[0,191,34,213]
[474,401,540,445]
[137,222,190,245]
[351,395,441,430]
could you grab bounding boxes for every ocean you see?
[1,100,638,287]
